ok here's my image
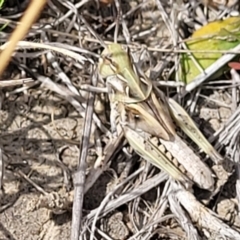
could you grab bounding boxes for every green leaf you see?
[0,0,5,9]
[180,16,240,84]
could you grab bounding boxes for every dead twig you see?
[71,67,97,240]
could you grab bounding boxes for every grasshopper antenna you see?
[79,14,107,48]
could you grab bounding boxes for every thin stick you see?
[71,68,97,240]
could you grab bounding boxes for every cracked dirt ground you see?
[0,82,239,240]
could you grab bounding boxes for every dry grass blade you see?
[0,41,92,64]
[173,183,240,239]
[0,78,33,88]
[168,191,200,240]
[89,165,143,240]
[38,73,109,134]
[0,148,3,190]
[0,0,47,76]
[82,172,168,232]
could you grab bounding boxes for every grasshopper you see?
[99,44,175,141]
[98,43,223,190]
